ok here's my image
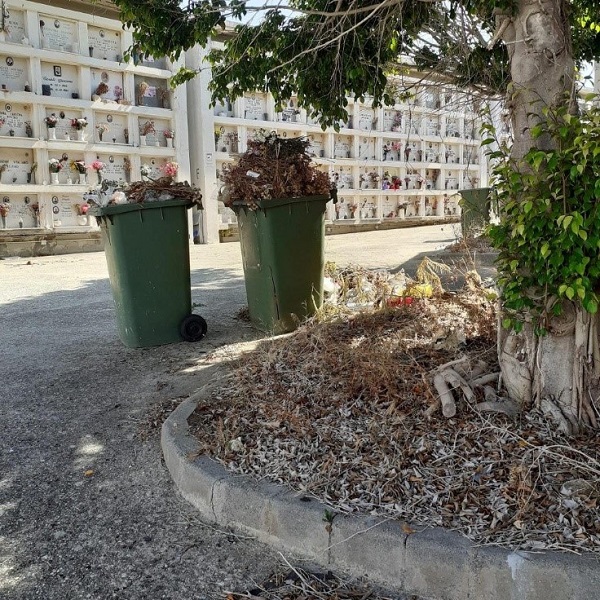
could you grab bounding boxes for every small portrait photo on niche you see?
[109,156,114,163]
[53,66,62,77]
[54,19,60,29]
[51,196,59,204]
[106,114,113,123]
[5,57,14,67]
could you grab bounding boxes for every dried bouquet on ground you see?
[219,133,331,209]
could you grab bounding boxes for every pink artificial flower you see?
[88,160,105,172]
[162,161,178,177]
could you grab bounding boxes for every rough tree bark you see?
[497,0,599,434]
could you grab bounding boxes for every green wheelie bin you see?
[92,198,207,348]
[234,195,329,335]
[458,187,492,238]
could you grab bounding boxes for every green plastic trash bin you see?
[234,195,329,334]
[92,198,207,348]
[458,187,492,238]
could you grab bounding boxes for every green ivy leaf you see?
[585,299,598,314]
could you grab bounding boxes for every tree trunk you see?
[499,304,600,435]
[497,0,600,433]
[501,0,575,158]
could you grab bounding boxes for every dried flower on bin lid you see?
[111,191,127,205]
[219,133,331,209]
[123,177,202,207]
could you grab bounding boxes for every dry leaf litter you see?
[226,557,412,600]
[190,262,600,555]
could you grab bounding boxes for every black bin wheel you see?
[180,314,207,342]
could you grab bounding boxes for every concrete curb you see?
[162,394,600,600]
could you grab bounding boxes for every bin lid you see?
[89,198,192,217]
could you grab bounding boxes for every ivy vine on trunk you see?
[487,99,600,434]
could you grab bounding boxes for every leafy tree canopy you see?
[113,0,600,127]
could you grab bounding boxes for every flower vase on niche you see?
[49,128,56,140]
[96,123,109,143]
[79,173,86,184]
[77,130,85,142]
[164,129,174,148]
[89,160,105,185]
[140,121,155,146]
[51,173,59,185]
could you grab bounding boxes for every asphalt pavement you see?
[0,225,456,599]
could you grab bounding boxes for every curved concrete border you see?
[162,394,600,600]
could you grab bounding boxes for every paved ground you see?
[0,225,456,600]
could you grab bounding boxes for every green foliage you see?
[488,99,600,332]
[111,0,600,127]
[208,6,406,129]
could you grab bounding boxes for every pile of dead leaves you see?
[190,269,600,555]
[220,134,331,208]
